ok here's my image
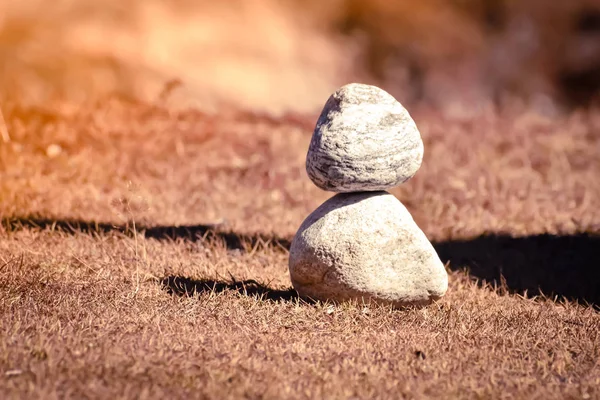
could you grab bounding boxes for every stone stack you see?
[289,83,448,308]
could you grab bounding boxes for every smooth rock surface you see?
[289,191,447,307]
[306,83,424,192]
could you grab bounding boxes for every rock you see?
[45,144,63,158]
[306,83,424,192]
[289,191,447,307]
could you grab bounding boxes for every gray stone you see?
[289,191,447,308]
[306,83,424,192]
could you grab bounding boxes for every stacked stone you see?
[288,83,448,308]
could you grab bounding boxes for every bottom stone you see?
[289,191,448,308]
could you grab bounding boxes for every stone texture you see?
[289,191,448,308]
[306,83,424,192]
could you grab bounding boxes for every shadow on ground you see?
[3,217,291,250]
[160,276,299,302]
[4,217,599,307]
[434,233,600,308]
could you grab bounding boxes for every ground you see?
[0,99,599,399]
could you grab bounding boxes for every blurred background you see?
[1,0,600,116]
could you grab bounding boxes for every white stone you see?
[306,83,424,192]
[289,191,447,308]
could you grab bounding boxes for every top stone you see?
[306,83,424,192]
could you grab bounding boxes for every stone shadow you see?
[4,217,598,307]
[160,276,299,302]
[434,233,600,308]
[3,217,291,251]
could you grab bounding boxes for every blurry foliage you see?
[0,0,599,113]
[320,0,600,110]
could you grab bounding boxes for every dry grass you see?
[1,1,600,398]
[1,229,599,399]
[0,97,599,399]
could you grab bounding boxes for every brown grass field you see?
[1,1,600,399]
